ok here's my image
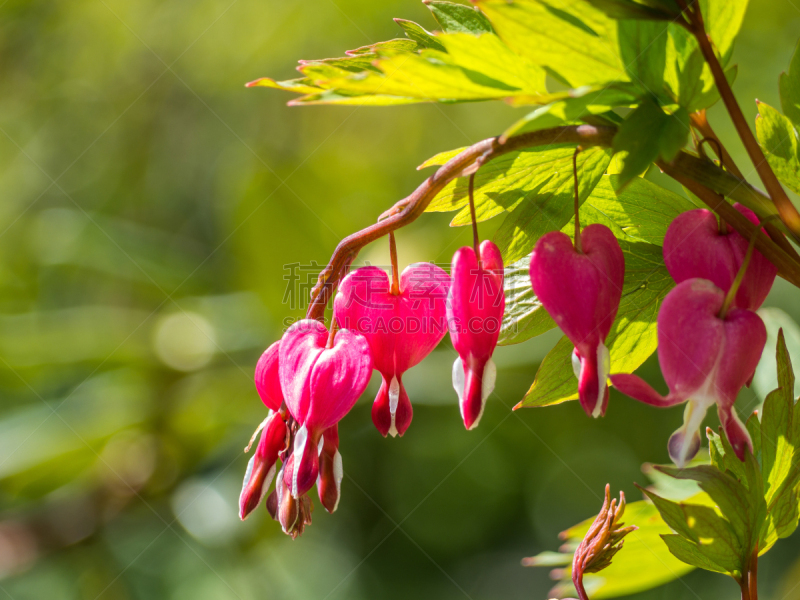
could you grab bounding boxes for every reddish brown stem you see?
[468,172,481,262]
[305,125,800,320]
[681,1,800,237]
[389,231,400,295]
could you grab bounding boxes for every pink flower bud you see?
[663,204,777,310]
[611,278,766,466]
[278,319,372,497]
[239,411,289,520]
[447,240,505,430]
[334,264,450,437]
[529,224,625,418]
[316,424,343,513]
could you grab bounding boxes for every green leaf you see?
[612,98,689,185]
[618,20,669,95]
[492,147,612,263]
[701,0,748,67]
[758,329,800,552]
[518,241,673,407]
[425,1,494,34]
[534,499,694,599]
[394,18,446,51]
[661,534,728,574]
[708,428,748,482]
[417,146,467,170]
[475,0,629,87]
[755,101,800,196]
[663,25,718,112]
[780,40,800,128]
[497,255,556,346]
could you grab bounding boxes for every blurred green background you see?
[2,1,800,599]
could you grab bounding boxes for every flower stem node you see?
[611,278,766,466]
[447,240,505,430]
[530,224,625,418]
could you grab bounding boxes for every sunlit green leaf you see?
[475,0,629,87]
[580,0,679,20]
[753,308,800,403]
[618,20,669,95]
[394,18,446,51]
[702,0,748,67]
[755,101,800,195]
[425,1,494,34]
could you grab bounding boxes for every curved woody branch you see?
[307,125,800,321]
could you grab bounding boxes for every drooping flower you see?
[334,264,450,437]
[239,410,288,520]
[529,224,625,418]
[447,240,505,430]
[316,424,342,513]
[610,278,766,466]
[279,319,372,498]
[663,203,777,310]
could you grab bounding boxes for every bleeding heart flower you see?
[529,224,625,418]
[239,410,289,520]
[254,340,284,411]
[663,203,777,310]
[447,240,505,430]
[279,319,372,498]
[334,264,450,437]
[610,278,766,466]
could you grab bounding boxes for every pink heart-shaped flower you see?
[530,224,624,418]
[447,240,505,430]
[334,263,450,437]
[663,203,777,310]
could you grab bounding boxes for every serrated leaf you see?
[663,24,717,112]
[425,1,494,34]
[708,428,748,482]
[345,38,420,57]
[538,499,694,599]
[612,98,689,185]
[661,534,728,574]
[497,255,556,346]
[395,19,446,51]
[780,40,800,128]
[475,0,629,87]
[755,101,800,196]
[518,241,672,408]
[492,147,612,262]
[417,146,468,170]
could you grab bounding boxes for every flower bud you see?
[316,424,343,513]
[238,411,288,520]
[530,224,624,418]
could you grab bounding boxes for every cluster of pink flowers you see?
[239,240,505,535]
[241,199,777,535]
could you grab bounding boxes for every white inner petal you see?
[571,349,581,381]
[318,434,325,456]
[388,375,400,438]
[452,356,466,407]
[239,455,256,510]
[592,342,611,418]
[291,424,308,499]
[468,358,496,430]
[332,450,343,513]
